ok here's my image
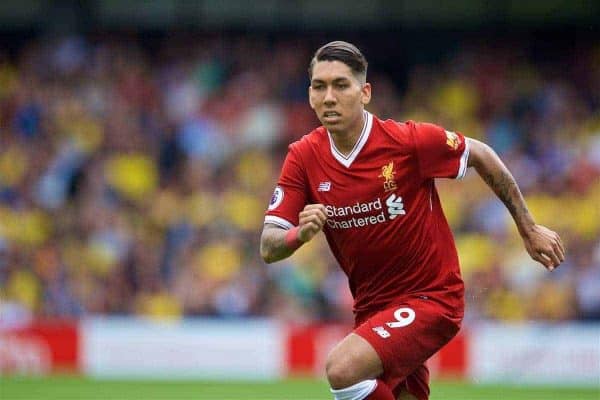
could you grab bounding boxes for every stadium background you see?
[0,1,599,399]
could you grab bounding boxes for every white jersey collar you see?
[327,111,373,168]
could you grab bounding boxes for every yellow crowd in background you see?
[0,35,598,325]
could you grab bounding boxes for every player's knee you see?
[325,352,362,389]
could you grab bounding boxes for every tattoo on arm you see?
[468,139,536,237]
[481,169,522,216]
[260,225,295,263]
[478,165,534,235]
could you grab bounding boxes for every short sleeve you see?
[413,122,470,179]
[264,145,307,228]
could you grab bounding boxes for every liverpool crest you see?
[379,161,398,192]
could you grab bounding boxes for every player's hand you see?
[521,224,565,271]
[298,204,328,243]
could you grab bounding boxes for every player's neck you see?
[329,111,366,156]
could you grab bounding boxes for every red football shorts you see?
[354,296,462,400]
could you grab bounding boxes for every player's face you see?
[309,60,371,134]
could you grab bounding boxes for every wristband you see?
[284,226,303,251]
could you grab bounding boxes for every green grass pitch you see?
[0,376,598,399]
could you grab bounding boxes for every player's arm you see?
[260,204,328,264]
[466,138,565,270]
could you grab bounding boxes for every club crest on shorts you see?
[268,186,284,210]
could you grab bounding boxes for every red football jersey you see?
[265,111,469,321]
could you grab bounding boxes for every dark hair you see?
[308,41,368,82]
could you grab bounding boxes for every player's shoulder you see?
[288,126,327,153]
[377,117,446,139]
[378,117,416,132]
[375,116,418,144]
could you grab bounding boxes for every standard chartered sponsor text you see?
[325,198,387,229]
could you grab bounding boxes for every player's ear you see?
[361,82,371,106]
[308,86,316,109]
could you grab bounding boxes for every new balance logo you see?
[318,182,331,192]
[386,194,406,219]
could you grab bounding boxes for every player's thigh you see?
[396,389,418,400]
[326,332,383,388]
[354,298,460,382]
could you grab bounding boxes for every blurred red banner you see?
[0,320,79,374]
